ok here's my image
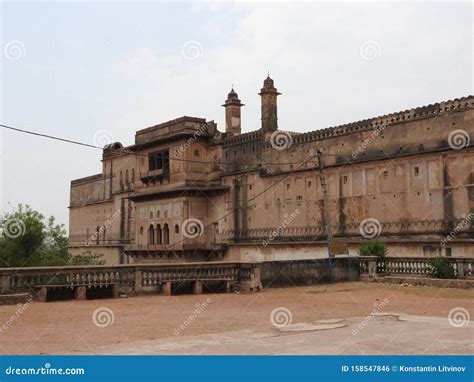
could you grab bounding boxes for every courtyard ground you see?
[0,282,472,355]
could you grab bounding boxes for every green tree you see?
[0,205,69,267]
[358,240,388,258]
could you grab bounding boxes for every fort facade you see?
[69,76,474,264]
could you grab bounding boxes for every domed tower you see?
[259,74,281,132]
[222,87,244,136]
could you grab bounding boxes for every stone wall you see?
[261,257,359,287]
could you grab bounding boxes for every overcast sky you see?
[1,1,472,229]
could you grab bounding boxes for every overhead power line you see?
[0,123,355,165]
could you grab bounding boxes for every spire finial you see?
[267,70,270,78]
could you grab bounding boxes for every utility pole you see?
[316,150,335,282]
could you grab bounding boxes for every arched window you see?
[150,211,153,219]
[157,210,161,218]
[148,224,155,245]
[163,223,169,244]
[174,224,179,234]
[131,168,135,183]
[125,169,129,185]
[156,224,162,244]
[119,171,123,191]
[139,226,144,235]
[194,149,200,157]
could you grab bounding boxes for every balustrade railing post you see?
[0,272,12,294]
[368,259,378,278]
[134,267,143,293]
[456,259,466,279]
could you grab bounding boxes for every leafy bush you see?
[426,256,456,279]
[358,240,388,258]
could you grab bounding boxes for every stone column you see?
[163,282,172,296]
[192,281,203,295]
[368,259,378,278]
[0,273,11,294]
[37,287,48,302]
[456,259,466,279]
[75,286,87,300]
[134,269,143,293]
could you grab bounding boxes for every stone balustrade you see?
[0,261,262,299]
[359,256,473,279]
[223,219,472,243]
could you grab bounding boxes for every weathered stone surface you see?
[0,293,32,306]
[68,75,474,266]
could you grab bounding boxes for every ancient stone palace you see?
[69,76,474,265]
